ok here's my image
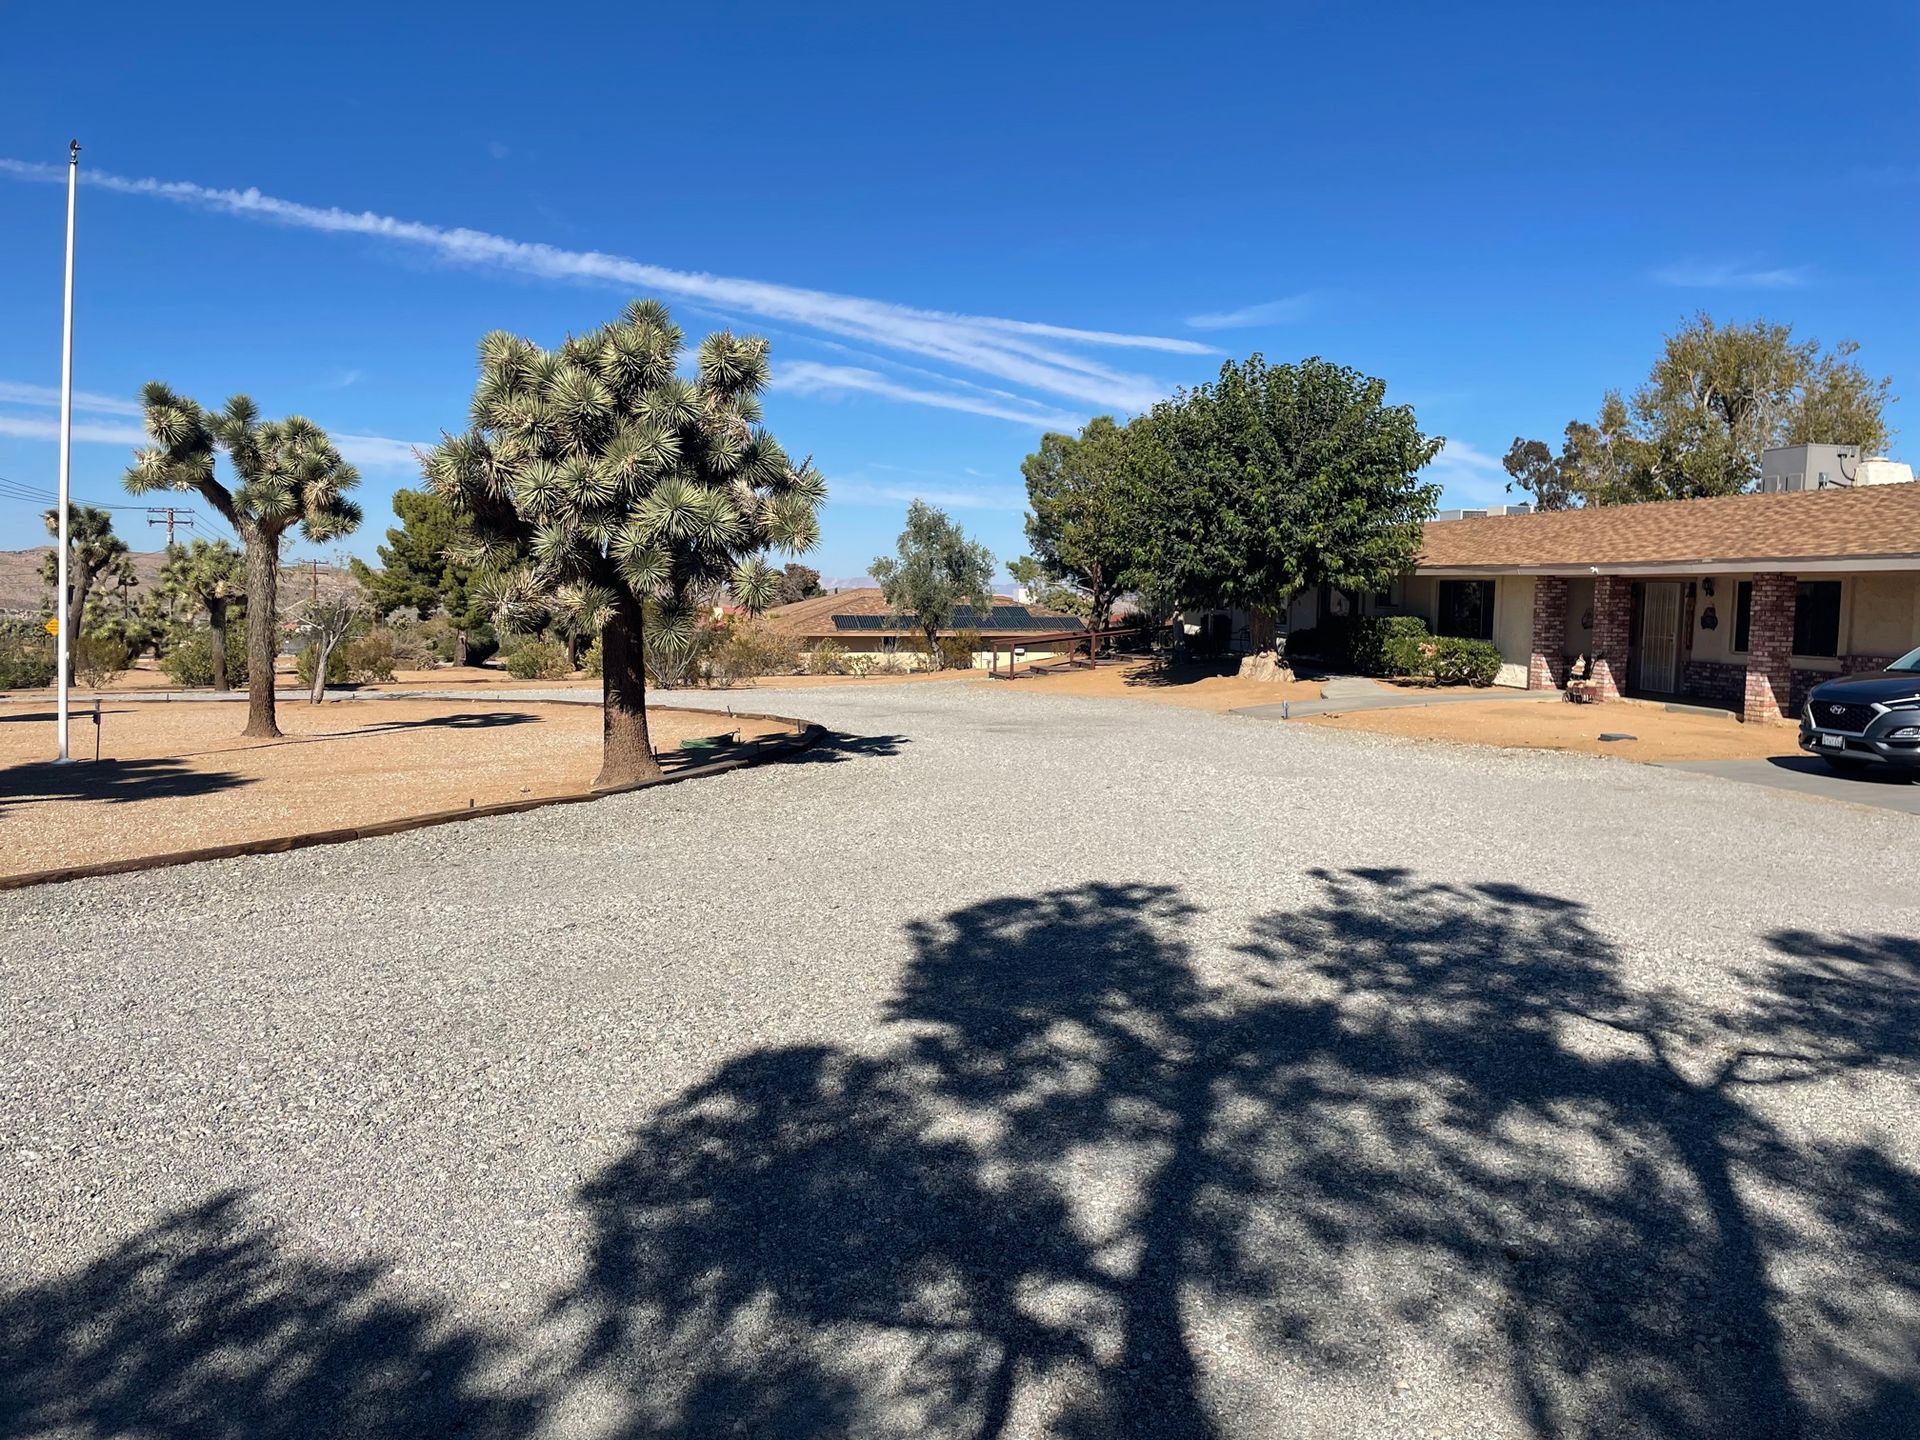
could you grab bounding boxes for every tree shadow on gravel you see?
[782,729,910,765]
[558,872,1920,1438]
[0,1191,542,1439]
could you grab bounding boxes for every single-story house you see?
[1179,479,1920,723]
[1410,480,1920,720]
[762,588,1084,669]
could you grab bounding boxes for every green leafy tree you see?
[774,562,825,606]
[126,387,362,736]
[1007,555,1088,618]
[1128,356,1441,627]
[426,298,823,788]
[40,506,133,667]
[1500,437,1579,511]
[870,502,995,668]
[1019,415,1140,630]
[349,488,492,664]
[1513,315,1895,505]
[158,539,246,690]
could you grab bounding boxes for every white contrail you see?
[772,362,1084,430]
[0,159,1212,415]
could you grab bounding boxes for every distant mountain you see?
[0,547,168,614]
[820,575,877,593]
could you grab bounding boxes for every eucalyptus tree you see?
[126,386,361,736]
[425,298,824,788]
[870,501,996,666]
[39,505,133,665]
[158,538,246,690]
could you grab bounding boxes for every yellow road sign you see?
[44,617,58,635]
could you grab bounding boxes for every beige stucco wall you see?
[1848,573,1920,658]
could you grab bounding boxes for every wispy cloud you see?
[0,158,1212,419]
[1422,436,1511,507]
[0,380,143,416]
[829,475,1028,512]
[1652,259,1812,290]
[322,368,363,389]
[1184,293,1317,330]
[486,141,513,161]
[0,379,426,470]
[770,362,1086,430]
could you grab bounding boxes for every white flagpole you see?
[53,139,79,764]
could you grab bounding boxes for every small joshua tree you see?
[426,299,824,788]
[40,505,133,669]
[158,538,246,690]
[127,387,361,736]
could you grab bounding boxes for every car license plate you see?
[1819,733,1844,750]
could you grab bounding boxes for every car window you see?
[1891,646,1920,673]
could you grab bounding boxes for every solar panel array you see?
[830,606,1069,634]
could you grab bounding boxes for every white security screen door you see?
[1640,582,1682,693]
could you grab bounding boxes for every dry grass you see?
[0,698,792,879]
[1304,698,1801,763]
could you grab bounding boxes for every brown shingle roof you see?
[1415,483,1920,573]
[762,588,1079,638]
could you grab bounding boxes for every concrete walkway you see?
[1233,675,1564,720]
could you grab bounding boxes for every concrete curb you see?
[0,707,824,893]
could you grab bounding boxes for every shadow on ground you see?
[780,730,910,765]
[1765,754,1917,786]
[0,756,254,815]
[4,874,1917,1437]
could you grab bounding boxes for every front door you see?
[1639,581,1682,693]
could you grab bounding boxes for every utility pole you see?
[53,139,79,765]
[147,506,195,544]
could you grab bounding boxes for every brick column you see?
[1743,572,1797,723]
[1588,576,1632,700]
[1528,576,1569,690]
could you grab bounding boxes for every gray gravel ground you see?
[3,681,1917,1439]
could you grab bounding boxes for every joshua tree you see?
[40,506,133,668]
[426,298,823,789]
[126,387,361,736]
[158,538,246,690]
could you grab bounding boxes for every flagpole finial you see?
[68,139,80,162]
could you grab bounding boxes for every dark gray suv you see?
[1799,644,1920,776]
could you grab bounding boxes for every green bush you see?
[74,634,132,688]
[296,641,350,688]
[159,626,250,689]
[343,628,398,682]
[0,622,57,689]
[1427,636,1501,686]
[583,635,603,677]
[1284,615,1389,673]
[503,639,570,680]
[1378,615,1432,677]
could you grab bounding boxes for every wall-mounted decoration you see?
[1580,608,1594,632]
[1701,577,1716,597]
[1700,605,1718,632]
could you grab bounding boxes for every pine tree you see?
[426,299,823,788]
[126,387,361,736]
[349,488,493,664]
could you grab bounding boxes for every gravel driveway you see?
[3,681,1916,1439]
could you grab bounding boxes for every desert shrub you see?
[296,640,351,688]
[846,653,875,678]
[73,634,131,688]
[1427,636,1501,686]
[503,638,570,680]
[804,640,848,676]
[938,629,981,670]
[0,622,57,689]
[583,635,603,677]
[159,626,250,689]
[708,620,802,686]
[380,620,440,669]
[343,627,398,683]
[872,653,908,676]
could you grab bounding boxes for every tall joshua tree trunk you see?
[595,593,660,790]
[242,534,281,738]
[206,595,230,692]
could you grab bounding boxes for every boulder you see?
[1236,650,1295,684]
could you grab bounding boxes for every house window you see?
[1793,581,1842,658]
[1733,581,1752,653]
[1436,580,1495,640]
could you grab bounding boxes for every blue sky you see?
[2,1,1916,583]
